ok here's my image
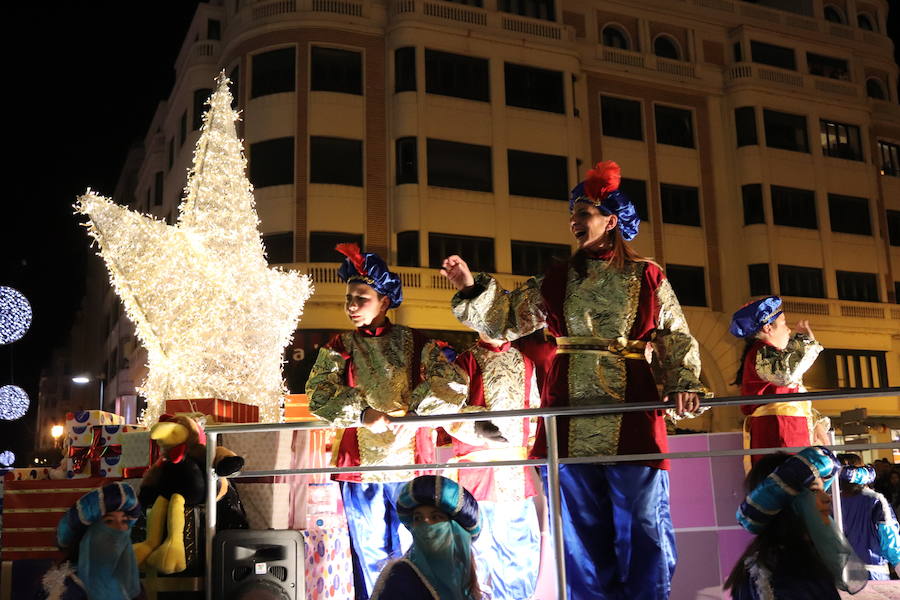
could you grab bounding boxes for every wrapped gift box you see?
[165,398,258,424]
[120,430,158,469]
[1,478,110,560]
[4,468,51,482]
[234,482,291,529]
[95,424,146,446]
[284,394,316,422]
[65,410,124,445]
[65,424,142,480]
[221,430,294,472]
[303,517,355,600]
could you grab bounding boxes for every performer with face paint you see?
[441,161,708,599]
[39,482,142,600]
[371,475,482,600]
[306,244,468,599]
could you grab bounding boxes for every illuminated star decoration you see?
[76,74,313,425]
[0,385,29,421]
[0,286,32,345]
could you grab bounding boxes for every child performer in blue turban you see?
[307,244,469,599]
[725,447,868,598]
[441,161,708,599]
[371,475,482,600]
[39,482,142,600]
[836,454,900,579]
[729,296,826,464]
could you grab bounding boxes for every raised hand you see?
[440,255,475,291]
[795,319,815,340]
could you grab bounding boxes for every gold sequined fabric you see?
[755,334,823,388]
[451,273,547,342]
[654,278,708,398]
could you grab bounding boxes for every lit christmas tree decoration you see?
[0,450,14,467]
[0,385,29,420]
[0,286,32,345]
[76,74,313,425]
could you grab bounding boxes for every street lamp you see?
[71,374,106,411]
[50,424,64,448]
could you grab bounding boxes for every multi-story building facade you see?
[54,0,900,458]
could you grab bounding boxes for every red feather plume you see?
[583,161,621,201]
[335,243,367,276]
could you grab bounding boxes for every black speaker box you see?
[212,529,305,600]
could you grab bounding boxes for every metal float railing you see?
[204,387,900,600]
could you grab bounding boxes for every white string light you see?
[0,450,14,467]
[0,385,30,420]
[76,74,314,425]
[0,286,32,345]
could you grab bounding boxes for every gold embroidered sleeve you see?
[445,406,490,446]
[450,272,546,342]
[305,347,367,428]
[755,334,823,387]
[408,341,470,416]
[654,278,709,397]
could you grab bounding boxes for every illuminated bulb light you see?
[0,450,14,467]
[0,286,32,344]
[76,74,313,426]
[0,385,29,420]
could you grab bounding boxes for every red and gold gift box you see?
[283,394,315,422]
[1,478,110,560]
[165,398,259,423]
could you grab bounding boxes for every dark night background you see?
[0,3,898,465]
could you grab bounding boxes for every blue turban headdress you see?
[568,161,640,241]
[57,482,141,548]
[336,243,403,308]
[839,465,876,486]
[729,295,783,339]
[396,475,481,539]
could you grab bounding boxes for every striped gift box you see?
[283,393,315,422]
[165,398,259,423]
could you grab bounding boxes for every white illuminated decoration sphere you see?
[0,286,32,344]
[0,385,30,420]
[0,450,14,467]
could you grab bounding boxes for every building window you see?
[310,137,363,187]
[397,231,419,267]
[250,137,295,188]
[395,47,416,93]
[836,270,879,302]
[820,120,863,161]
[426,139,492,192]
[866,78,887,100]
[665,265,707,307]
[896,282,900,303]
[778,265,824,298]
[653,35,680,60]
[879,141,900,176]
[660,184,701,226]
[748,264,771,296]
[824,5,845,24]
[499,0,555,21]
[619,178,649,221]
[310,232,364,262]
[311,47,362,95]
[807,53,849,80]
[153,171,164,206]
[396,137,418,185]
[207,18,221,40]
[511,241,570,276]
[229,65,240,109]
[262,232,293,264]
[428,233,495,272]
[167,138,174,170]
[771,185,816,229]
[733,42,743,63]
[742,184,765,225]
[600,96,642,140]
[763,109,809,153]
[251,47,296,98]
[425,50,489,102]
[504,63,564,114]
[179,111,187,146]
[192,88,212,130]
[735,106,757,146]
[828,194,870,235]
[750,41,796,70]
[601,25,630,50]
[857,13,875,31]
[655,105,694,148]
[508,150,568,200]
[887,211,900,246]
[806,349,888,389]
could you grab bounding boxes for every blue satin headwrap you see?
[396,475,481,539]
[568,161,640,242]
[839,464,876,485]
[729,295,783,339]
[336,243,403,308]
[57,482,140,548]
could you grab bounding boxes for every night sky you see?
[0,3,898,466]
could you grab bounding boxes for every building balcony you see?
[780,296,900,334]
[725,62,860,100]
[593,46,709,85]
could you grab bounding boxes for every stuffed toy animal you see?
[133,413,247,574]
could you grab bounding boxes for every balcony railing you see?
[725,62,860,99]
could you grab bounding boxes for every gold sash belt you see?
[555,336,647,360]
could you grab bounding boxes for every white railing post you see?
[205,431,218,600]
[544,414,567,599]
[829,430,843,532]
